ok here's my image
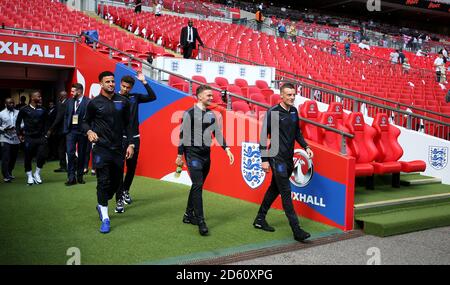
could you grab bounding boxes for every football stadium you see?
[0,0,449,267]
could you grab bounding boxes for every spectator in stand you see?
[398,49,406,64]
[277,21,286,39]
[402,58,411,74]
[412,37,418,51]
[288,23,297,43]
[390,49,399,64]
[331,41,337,55]
[434,53,445,83]
[344,37,351,57]
[134,0,142,14]
[440,48,449,61]
[155,1,162,16]
[358,39,370,50]
[255,9,263,31]
[416,49,426,57]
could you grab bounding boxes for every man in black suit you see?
[180,20,204,59]
[64,83,90,186]
[49,91,68,172]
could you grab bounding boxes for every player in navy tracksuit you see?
[82,71,135,234]
[114,73,156,214]
[15,91,49,185]
[254,83,314,242]
[176,85,234,236]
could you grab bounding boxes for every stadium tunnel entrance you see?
[0,62,74,112]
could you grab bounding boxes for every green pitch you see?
[0,162,338,265]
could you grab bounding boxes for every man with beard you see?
[253,83,314,242]
[15,91,49,185]
[82,71,135,234]
[0,98,20,183]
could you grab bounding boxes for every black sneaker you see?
[54,168,66,173]
[293,227,311,242]
[115,199,125,213]
[198,220,209,236]
[253,218,275,232]
[182,212,198,225]
[123,191,132,205]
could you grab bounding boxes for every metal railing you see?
[273,78,450,140]
[80,32,356,154]
[198,46,450,121]
[1,26,81,41]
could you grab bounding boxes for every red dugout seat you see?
[319,112,352,155]
[299,100,323,143]
[345,112,377,177]
[372,113,426,175]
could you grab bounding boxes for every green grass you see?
[0,162,336,265]
[354,175,450,205]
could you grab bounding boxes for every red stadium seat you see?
[319,112,352,155]
[299,100,323,143]
[232,101,251,114]
[192,75,207,84]
[372,113,426,176]
[345,113,378,177]
[234,78,249,97]
[269,94,281,105]
[215,77,229,90]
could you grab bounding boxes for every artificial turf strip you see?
[354,179,450,205]
[355,198,450,237]
[0,162,336,265]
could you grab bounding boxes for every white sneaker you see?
[27,175,34,185]
[33,172,42,184]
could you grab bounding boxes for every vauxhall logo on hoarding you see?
[0,41,66,59]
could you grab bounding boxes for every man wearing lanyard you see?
[0,98,20,183]
[64,83,90,186]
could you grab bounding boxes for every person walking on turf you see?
[15,91,49,185]
[82,71,135,234]
[115,72,156,213]
[0,98,20,183]
[253,83,314,242]
[175,85,234,236]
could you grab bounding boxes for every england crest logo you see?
[241,142,266,189]
[429,146,448,170]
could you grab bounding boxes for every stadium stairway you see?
[354,174,450,237]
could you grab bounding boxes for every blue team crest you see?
[429,146,448,170]
[241,142,266,189]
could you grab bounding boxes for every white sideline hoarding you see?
[153,56,276,86]
[398,129,450,185]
